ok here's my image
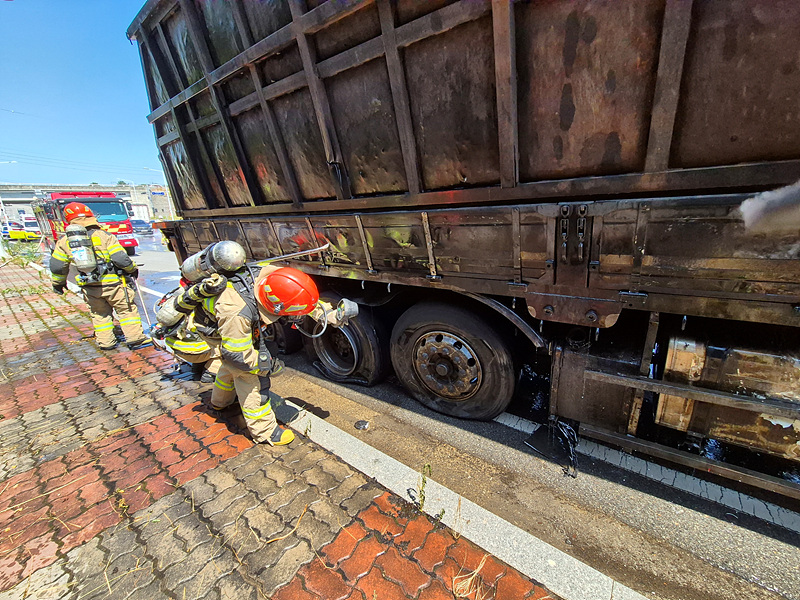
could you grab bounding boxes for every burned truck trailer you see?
[128,0,800,499]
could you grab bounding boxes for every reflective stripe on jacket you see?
[198,281,260,372]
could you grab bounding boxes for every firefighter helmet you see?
[63,202,94,224]
[256,268,319,316]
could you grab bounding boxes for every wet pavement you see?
[0,263,562,599]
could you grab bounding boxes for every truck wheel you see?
[390,302,515,420]
[303,293,388,386]
[125,247,136,256]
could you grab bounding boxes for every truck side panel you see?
[129,0,800,217]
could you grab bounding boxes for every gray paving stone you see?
[179,559,240,600]
[224,447,260,471]
[241,504,284,541]
[309,497,353,536]
[182,476,216,506]
[199,485,249,519]
[277,486,321,522]
[199,569,259,600]
[172,512,212,550]
[263,462,296,488]
[0,560,71,600]
[328,472,369,506]
[217,517,263,557]
[318,456,358,482]
[242,470,281,502]
[246,532,302,571]
[229,453,267,480]
[301,466,340,494]
[207,492,261,531]
[124,579,163,600]
[256,539,314,597]
[265,478,306,512]
[162,539,225,586]
[278,442,315,468]
[342,482,384,517]
[295,511,338,549]
[203,467,239,494]
[145,531,186,571]
[98,527,140,562]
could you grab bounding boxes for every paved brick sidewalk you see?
[0,263,557,600]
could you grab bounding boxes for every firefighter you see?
[49,202,149,350]
[179,241,356,446]
[163,313,221,383]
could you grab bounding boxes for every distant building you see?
[0,183,177,223]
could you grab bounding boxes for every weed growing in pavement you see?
[0,240,45,270]
[453,554,491,600]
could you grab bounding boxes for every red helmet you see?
[63,202,94,223]
[256,268,319,316]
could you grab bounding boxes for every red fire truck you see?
[32,192,139,255]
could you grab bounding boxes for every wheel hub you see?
[313,325,360,376]
[412,331,482,400]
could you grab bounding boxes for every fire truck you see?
[32,192,139,256]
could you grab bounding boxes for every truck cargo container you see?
[128,0,800,500]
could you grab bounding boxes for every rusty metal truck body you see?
[128,0,800,499]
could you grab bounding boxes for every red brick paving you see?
[274,490,556,600]
[0,401,253,592]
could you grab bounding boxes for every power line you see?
[0,148,160,172]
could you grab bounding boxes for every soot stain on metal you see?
[563,11,580,77]
[559,83,575,132]
[553,135,564,161]
[602,132,622,167]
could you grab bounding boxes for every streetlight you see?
[142,167,175,219]
[0,161,18,229]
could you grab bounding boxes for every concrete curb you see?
[278,395,648,600]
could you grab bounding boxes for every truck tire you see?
[264,320,303,355]
[390,302,515,420]
[303,293,388,386]
[126,247,136,256]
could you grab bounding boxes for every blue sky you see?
[0,0,165,186]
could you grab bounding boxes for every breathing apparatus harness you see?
[65,224,111,285]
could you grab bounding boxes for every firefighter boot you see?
[269,426,295,446]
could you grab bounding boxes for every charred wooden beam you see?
[145,0,492,129]
[289,0,352,200]
[229,0,303,208]
[492,0,519,188]
[229,0,253,48]
[154,22,232,209]
[179,0,262,208]
[645,0,694,172]
[251,65,305,209]
[170,160,800,217]
[395,0,491,49]
[377,0,421,194]
[139,27,211,212]
[581,424,800,501]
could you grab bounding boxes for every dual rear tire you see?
[304,295,515,420]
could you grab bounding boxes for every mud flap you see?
[524,419,579,478]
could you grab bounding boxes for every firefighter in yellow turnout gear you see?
[176,241,356,446]
[49,202,148,350]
